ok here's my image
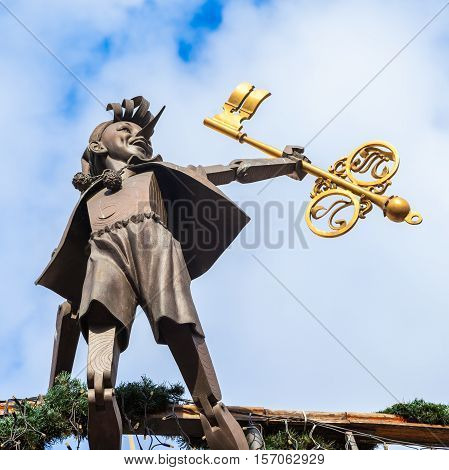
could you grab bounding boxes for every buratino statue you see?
[36,95,307,450]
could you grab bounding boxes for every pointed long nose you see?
[136,106,166,140]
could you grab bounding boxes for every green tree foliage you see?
[0,373,87,450]
[116,376,185,424]
[0,374,184,450]
[380,399,449,425]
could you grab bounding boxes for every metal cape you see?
[35,161,250,305]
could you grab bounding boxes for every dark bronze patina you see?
[36,96,306,450]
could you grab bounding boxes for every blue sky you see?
[177,0,224,61]
[1,0,449,449]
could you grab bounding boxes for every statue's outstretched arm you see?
[188,145,309,186]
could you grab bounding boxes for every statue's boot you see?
[160,318,249,450]
[199,400,249,450]
[87,387,122,450]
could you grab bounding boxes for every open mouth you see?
[129,136,151,155]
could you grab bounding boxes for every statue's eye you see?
[119,127,131,133]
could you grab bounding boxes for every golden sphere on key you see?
[384,196,410,222]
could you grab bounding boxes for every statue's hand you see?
[235,161,251,181]
[282,145,310,181]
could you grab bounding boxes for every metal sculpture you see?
[38,83,422,449]
[204,82,422,237]
[37,95,307,450]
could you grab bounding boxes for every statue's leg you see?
[159,318,248,450]
[86,304,122,450]
[49,301,80,389]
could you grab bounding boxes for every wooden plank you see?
[0,397,43,416]
[132,405,449,448]
[2,400,449,448]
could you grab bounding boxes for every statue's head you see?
[79,96,164,180]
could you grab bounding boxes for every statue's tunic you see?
[79,172,203,350]
[37,161,251,305]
